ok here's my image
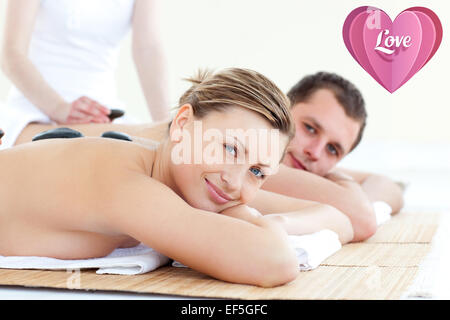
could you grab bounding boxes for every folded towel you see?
[0,244,170,275]
[288,229,342,270]
[373,201,393,226]
[173,229,342,271]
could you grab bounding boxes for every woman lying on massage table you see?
[0,68,353,287]
[10,75,399,243]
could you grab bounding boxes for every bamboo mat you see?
[365,211,439,243]
[0,211,441,299]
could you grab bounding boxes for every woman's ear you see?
[169,104,194,142]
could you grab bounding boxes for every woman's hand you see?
[52,96,111,124]
[2,2,113,125]
[324,170,355,184]
[220,204,263,224]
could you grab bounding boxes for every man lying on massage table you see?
[266,72,405,241]
[10,72,404,242]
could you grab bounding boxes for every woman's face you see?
[169,105,289,212]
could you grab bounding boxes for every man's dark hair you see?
[287,72,367,152]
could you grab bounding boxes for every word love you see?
[374,29,411,55]
[343,6,442,93]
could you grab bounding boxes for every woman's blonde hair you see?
[174,68,295,138]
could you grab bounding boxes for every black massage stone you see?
[31,127,84,141]
[101,131,133,141]
[0,130,4,139]
[108,109,125,121]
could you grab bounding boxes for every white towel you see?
[288,229,342,270]
[172,229,342,271]
[0,244,170,275]
[0,230,340,275]
[373,201,393,226]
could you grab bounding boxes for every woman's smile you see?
[205,178,233,205]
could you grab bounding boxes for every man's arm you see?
[101,172,298,287]
[248,189,354,244]
[262,164,377,242]
[334,168,405,214]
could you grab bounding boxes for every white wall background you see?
[1,0,449,142]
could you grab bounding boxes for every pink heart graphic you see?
[343,6,443,93]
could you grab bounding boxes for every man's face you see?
[282,88,361,176]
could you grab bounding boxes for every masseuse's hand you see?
[52,96,111,124]
[66,96,111,124]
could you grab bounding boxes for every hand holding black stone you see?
[32,127,84,141]
[108,109,125,121]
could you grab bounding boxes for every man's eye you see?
[249,167,264,179]
[327,144,338,156]
[304,123,316,133]
[224,144,237,157]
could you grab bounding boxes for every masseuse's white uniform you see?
[0,0,137,149]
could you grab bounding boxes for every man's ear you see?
[169,104,194,142]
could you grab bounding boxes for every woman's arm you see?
[0,0,109,123]
[248,189,354,244]
[131,0,170,122]
[262,164,376,242]
[101,172,298,287]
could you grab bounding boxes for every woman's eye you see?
[304,123,316,134]
[224,144,237,157]
[249,167,264,179]
[327,144,338,156]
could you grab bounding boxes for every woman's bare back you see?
[14,121,169,146]
[0,138,155,259]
